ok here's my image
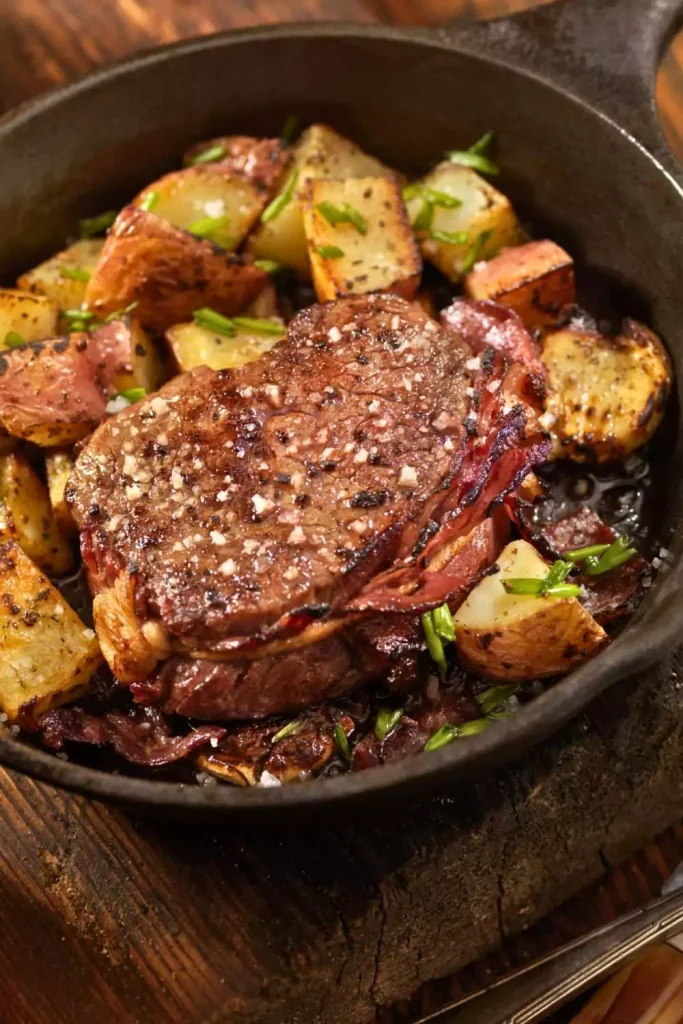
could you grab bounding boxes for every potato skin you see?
[464,239,575,329]
[541,319,672,462]
[182,135,291,194]
[456,599,608,681]
[85,206,268,334]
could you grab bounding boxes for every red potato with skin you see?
[182,135,292,194]
[84,206,268,334]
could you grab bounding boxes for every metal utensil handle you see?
[437,0,683,179]
[414,886,683,1024]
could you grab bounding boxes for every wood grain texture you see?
[1,1,683,1022]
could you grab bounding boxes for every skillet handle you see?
[437,0,683,177]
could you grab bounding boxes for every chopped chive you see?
[402,183,462,210]
[316,201,368,235]
[193,307,237,337]
[62,309,96,332]
[375,706,404,742]
[272,718,302,744]
[446,150,500,176]
[422,611,447,681]
[232,316,286,337]
[116,387,146,403]
[4,330,25,349]
[475,684,519,717]
[188,213,234,248]
[565,543,611,563]
[139,190,159,213]
[502,578,545,596]
[432,603,456,643]
[412,200,435,233]
[543,559,573,589]
[468,130,495,155]
[430,229,470,246]
[316,244,345,259]
[79,210,118,239]
[458,718,490,737]
[583,536,638,576]
[60,265,91,282]
[401,183,422,202]
[461,230,493,275]
[545,583,583,598]
[103,300,139,324]
[280,114,299,144]
[254,259,284,274]
[186,142,227,166]
[424,724,458,753]
[334,723,352,761]
[261,168,299,223]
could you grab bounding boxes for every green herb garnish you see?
[446,132,499,175]
[60,265,91,282]
[261,168,299,223]
[402,184,462,210]
[103,300,139,324]
[62,309,96,330]
[424,724,458,753]
[79,210,118,239]
[254,259,284,275]
[316,244,345,259]
[188,213,234,248]
[375,706,404,742]
[116,387,147,404]
[432,603,456,643]
[475,684,519,717]
[280,114,299,144]
[412,200,435,234]
[232,317,286,337]
[502,559,581,599]
[139,190,159,213]
[502,578,545,596]
[468,130,495,155]
[422,611,447,682]
[334,723,352,761]
[430,229,470,246]
[583,536,638,576]
[4,330,25,349]
[461,230,493,275]
[316,201,368,235]
[186,142,227,166]
[272,718,302,744]
[544,559,573,588]
[565,543,611,563]
[193,307,237,337]
[458,718,491,737]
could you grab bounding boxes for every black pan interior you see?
[0,26,682,818]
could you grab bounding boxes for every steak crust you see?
[68,294,471,665]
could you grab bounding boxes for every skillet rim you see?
[1,20,683,814]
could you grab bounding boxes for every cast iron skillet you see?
[0,0,682,821]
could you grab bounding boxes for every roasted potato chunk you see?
[45,450,77,536]
[134,167,268,252]
[454,540,607,681]
[541,320,671,462]
[404,162,524,283]
[106,318,164,395]
[0,453,73,575]
[182,135,291,194]
[0,321,138,446]
[166,319,285,372]
[0,540,101,721]
[464,239,575,328]
[85,206,268,334]
[304,177,421,302]
[249,123,398,279]
[0,289,59,348]
[17,239,105,311]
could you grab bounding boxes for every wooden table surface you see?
[2,2,683,1023]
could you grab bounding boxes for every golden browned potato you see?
[303,177,421,302]
[404,162,524,283]
[134,167,267,251]
[166,318,285,372]
[0,321,137,446]
[182,135,291,194]
[17,239,105,311]
[454,540,607,680]
[105,318,165,395]
[0,540,101,721]
[45,450,77,536]
[249,123,398,279]
[464,239,575,329]
[0,289,59,348]
[84,206,268,334]
[541,320,672,462]
[0,453,74,575]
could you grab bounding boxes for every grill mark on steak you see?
[69,294,471,656]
